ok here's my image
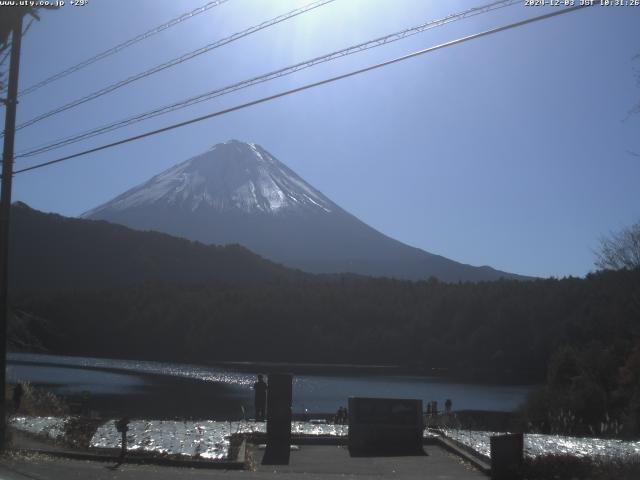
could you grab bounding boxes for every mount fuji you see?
[82,140,524,282]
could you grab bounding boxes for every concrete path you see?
[254,445,487,479]
[0,445,487,480]
[8,431,75,454]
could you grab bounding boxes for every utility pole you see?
[0,13,24,451]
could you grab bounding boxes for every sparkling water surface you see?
[10,416,640,462]
[441,429,640,461]
[91,420,348,460]
[8,352,532,413]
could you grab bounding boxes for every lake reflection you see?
[7,364,148,395]
[8,353,533,414]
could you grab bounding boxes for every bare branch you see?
[595,221,640,270]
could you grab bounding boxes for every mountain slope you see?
[83,140,526,282]
[9,202,296,291]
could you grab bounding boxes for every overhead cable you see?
[16,0,232,97]
[15,0,518,159]
[12,4,592,176]
[10,0,336,133]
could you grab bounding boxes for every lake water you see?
[7,352,533,416]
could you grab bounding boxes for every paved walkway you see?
[0,445,487,480]
[254,445,486,479]
[8,431,75,455]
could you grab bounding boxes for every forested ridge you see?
[9,202,298,291]
[13,269,639,384]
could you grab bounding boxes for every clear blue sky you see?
[4,0,639,278]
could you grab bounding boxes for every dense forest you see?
[13,269,639,379]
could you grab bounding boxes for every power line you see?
[12,4,592,176]
[14,0,232,97]
[0,47,11,70]
[15,0,519,159]
[10,0,337,134]
[21,17,35,38]
[14,0,516,156]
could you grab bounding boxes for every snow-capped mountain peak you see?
[83,140,333,216]
[82,139,527,282]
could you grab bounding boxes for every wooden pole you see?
[0,12,24,451]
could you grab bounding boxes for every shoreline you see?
[9,352,534,419]
[8,351,538,386]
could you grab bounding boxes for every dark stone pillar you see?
[490,433,523,480]
[348,397,424,456]
[262,373,292,465]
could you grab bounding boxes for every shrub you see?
[18,382,67,417]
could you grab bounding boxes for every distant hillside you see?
[9,202,297,291]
